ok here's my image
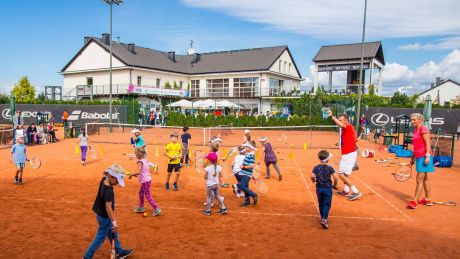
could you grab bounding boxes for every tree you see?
[390,91,409,106]
[12,76,35,102]
[368,84,375,95]
[37,93,46,102]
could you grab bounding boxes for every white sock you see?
[351,185,359,194]
[343,185,350,193]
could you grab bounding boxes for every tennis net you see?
[85,122,339,149]
[0,128,14,149]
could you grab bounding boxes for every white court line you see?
[0,197,405,222]
[293,160,319,213]
[354,176,413,221]
[329,158,413,222]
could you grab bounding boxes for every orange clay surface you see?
[0,127,459,258]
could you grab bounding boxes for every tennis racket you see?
[149,162,159,173]
[193,150,206,174]
[252,163,261,179]
[123,153,136,160]
[321,107,330,120]
[110,231,116,259]
[223,146,239,161]
[392,163,412,182]
[89,146,98,159]
[27,157,41,169]
[252,177,268,193]
[432,201,456,206]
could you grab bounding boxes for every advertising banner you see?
[128,84,189,97]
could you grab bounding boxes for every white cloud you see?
[399,36,460,50]
[182,0,460,39]
[304,49,460,96]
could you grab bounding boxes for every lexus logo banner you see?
[0,104,127,125]
[364,108,460,134]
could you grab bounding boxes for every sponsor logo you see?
[370,113,444,126]
[1,108,119,121]
[2,108,39,120]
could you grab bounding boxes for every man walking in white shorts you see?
[327,111,362,201]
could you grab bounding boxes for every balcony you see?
[73,84,189,99]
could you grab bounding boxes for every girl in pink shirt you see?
[130,148,161,216]
[407,113,434,209]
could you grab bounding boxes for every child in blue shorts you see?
[11,136,27,185]
[311,150,339,229]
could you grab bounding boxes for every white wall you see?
[65,42,125,72]
[63,69,130,97]
[418,81,460,104]
[132,69,188,89]
[269,50,301,78]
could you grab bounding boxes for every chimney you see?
[167,51,176,62]
[192,53,201,63]
[127,43,135,53]
[435,76,442,86]
[102,33,110,45]
[84,36,91,45]
[431,83,435,88]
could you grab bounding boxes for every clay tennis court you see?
[1,127,459,258]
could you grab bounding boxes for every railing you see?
[76,84,131,97]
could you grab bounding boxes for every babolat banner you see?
[0,104,127,125]
[365,107,460,134]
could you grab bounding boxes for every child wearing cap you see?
[203,152,228,216]
[83,164,134,259]
[131,128,145,149]
[310,150,339,229]
[243,129,251,144]
[11,136,27,185]
[232,145,246,198]
[258,137,282,181]
[164,132,182,191]
[238,140,258,207]
[130,148,162,217]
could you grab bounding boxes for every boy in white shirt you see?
[232,145,246,198]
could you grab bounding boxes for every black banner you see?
[318,63,370,72]
[365,107,460,134]
[0,104,127,126]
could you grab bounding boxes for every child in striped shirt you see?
[238,140,258,207]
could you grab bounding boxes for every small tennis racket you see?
[27,157,41,169]
[392,163,412,182]
[110,231,116,259]
[223,146,239,161]
[149,162,159,173]
[181,142,189,160]
[432,201,456,206]
[252,163,261,179]
[123,153,136,160]
[252,177,268,193]
[89,146,98,159]
[193,150,206,174]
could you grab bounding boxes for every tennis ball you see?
[143,212,148,217]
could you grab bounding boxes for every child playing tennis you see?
[77,127,90,166]
[83,164,134,259]
[131,128,145,150]
[180,126,192,167]
[232,145,246,198]
[238,140,258,207]
[203,152,228,216]
[164,132,182,191]
[243,129,251,143]
[130,148,161,217]
[258,136,282,181]
[310,150,339,229]
[11,136,27,185]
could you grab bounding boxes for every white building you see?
[61,34,303,114]
[418,79,460,105]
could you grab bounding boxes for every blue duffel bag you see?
[389,145,403,153]
[433,156,453,167]
[396,148,413,158]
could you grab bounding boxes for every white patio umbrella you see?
[193,99,217,109]
[217,100,240,108]
[167,99,192,108]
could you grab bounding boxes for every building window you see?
[269,78,284,96]
[206,79,229,97]
[180,81,183,89]
[156,78,161,87]
[284,61,287,74]
[234,77,259,97]
[137,76,142,86]
[279,60,282,72]
[289,63,291,75]
[86,77,93,86]
[191,80,200,98]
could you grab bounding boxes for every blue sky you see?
[0,0,459,96]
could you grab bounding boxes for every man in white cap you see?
[83,164,134,259]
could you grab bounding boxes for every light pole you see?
[103,0,122,133]
[355,0,367,130]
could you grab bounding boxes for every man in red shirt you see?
[327,111,362,201]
